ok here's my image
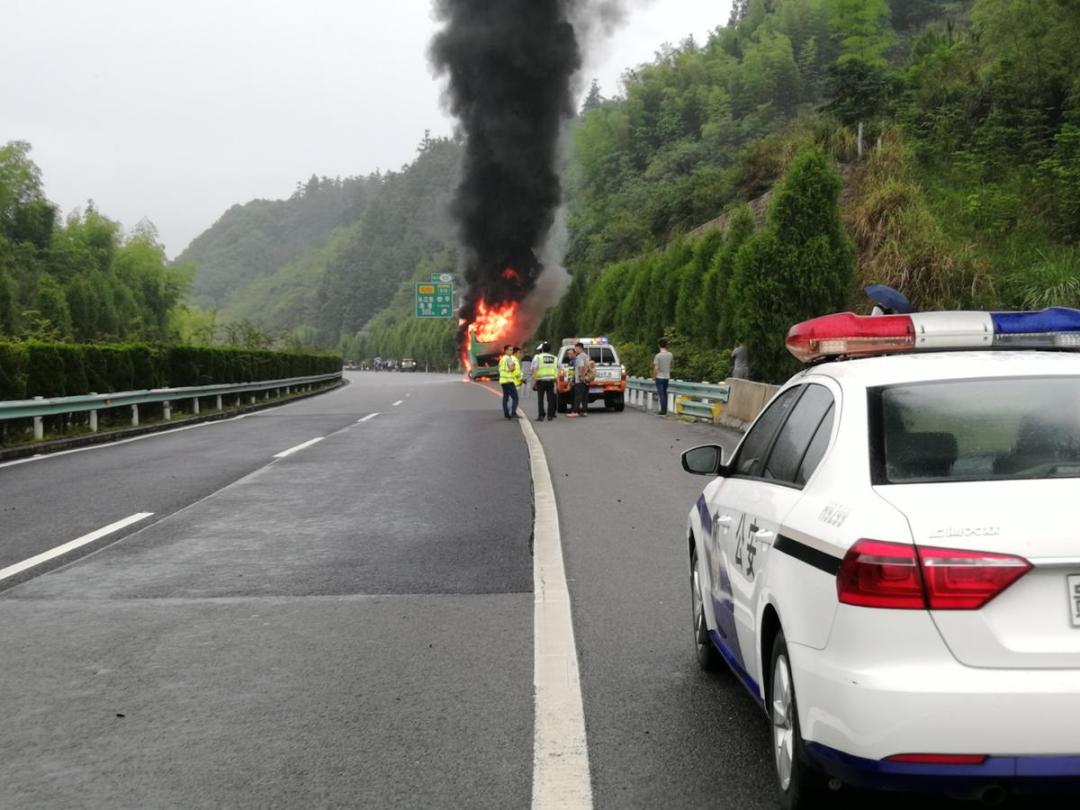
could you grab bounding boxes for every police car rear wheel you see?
[691,549,723,671]
[770,631,828,809]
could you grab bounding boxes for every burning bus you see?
[466,331,502,380]
[461,297,520,380]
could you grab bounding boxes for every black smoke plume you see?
[430,0,585,348]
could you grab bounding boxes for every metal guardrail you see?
[626,376,731,420]
[0,372,342,439]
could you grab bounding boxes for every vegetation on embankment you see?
[538,0,1080,382]
[26,0,1069,384]
[0,342,340,400]
[0,141,192,345]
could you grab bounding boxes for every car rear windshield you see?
[586,347,617,364]
[869,376,1080,484]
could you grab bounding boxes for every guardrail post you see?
[32,397,44,439]
[265,389,271,402]
[192,397,200,415]
[89,408,98,432]
[163,401,172,421]
[646,391,653,411]
[216,395,223,410]
[131,404,139,427]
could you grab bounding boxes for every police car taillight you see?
[787,307,1080,362]
[837,539,1031,611]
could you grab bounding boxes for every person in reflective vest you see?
[530,342,558,421]
[513,346,525,388]
[499,344,520,419]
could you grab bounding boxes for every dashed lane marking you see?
[518,411,593,809]
[0,512,154,583]
[392,400,404,407]
[358,413,379,423]
[272,437,325,458]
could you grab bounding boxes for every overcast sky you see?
[3,1,732,258]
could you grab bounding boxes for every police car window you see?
[870,377,1080,484]
[735,386,803,478]
[795,403,834,486]
[763,385,834,484]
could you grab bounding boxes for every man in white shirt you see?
[653,338,673,415]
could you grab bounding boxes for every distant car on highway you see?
[400,358,417,372]
[681,308,1080,808]
[555,337,627,412]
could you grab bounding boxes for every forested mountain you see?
[535,0,1080,381]
[195,0,1080,383]
[178,173,381,309]
[0,141,190,344]
[175,135,460,349]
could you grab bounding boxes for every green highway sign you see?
[416,282,454,318]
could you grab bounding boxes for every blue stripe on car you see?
[707,630,762,705]
[696,494,711,535]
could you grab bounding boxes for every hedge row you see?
[0,342,342,400]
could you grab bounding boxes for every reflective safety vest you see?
[534,353,558,381]
[499,354,517,385]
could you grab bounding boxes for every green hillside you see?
[182,136,461,349]
[186,0,1080,382]
[0,141,191,345]
[178,172,380,309]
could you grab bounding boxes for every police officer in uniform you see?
[530,342,558,421]
[498,344,519,419]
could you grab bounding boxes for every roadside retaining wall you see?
[713,378,779,431]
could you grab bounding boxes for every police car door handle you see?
[753,528,775,542]
[715,514,733,526]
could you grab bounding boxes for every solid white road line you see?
[518,415,593,809]
[0,512,154,583]
[358,413,379,423]
[273,437,324,458]
[392,400,404,407]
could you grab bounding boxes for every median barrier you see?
[0,371,343,455]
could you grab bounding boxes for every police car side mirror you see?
[681,444,726,476]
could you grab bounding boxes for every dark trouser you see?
[573,381,589,415]
[655,377,669,414]
[536,379,556,419]
[501,383,519,417]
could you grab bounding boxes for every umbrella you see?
[864,284,913,315]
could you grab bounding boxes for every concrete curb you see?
[0,380,346,463]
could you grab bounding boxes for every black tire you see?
[611,393,625,412]
[769,631,830,810]
[690,548,724,671]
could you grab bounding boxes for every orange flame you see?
[460,297,521,372]
[471,298,519,343]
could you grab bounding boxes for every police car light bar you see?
[561,337,610,346]
[786,307,1080,363]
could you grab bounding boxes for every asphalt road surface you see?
[0,372,1071,808]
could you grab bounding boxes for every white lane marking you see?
[273,437,324,458]
[358,413,379,423]
[392,400,404,407]
[405,393,412,398]
[0,512,154,583]
[519,414,593,809]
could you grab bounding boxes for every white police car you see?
[682,308,1080,807]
